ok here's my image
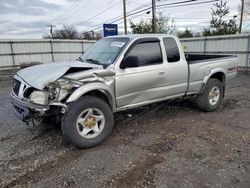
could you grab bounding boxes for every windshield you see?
[79,37,129,66]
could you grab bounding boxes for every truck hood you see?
[17,61,102,90]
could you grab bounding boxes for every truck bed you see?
[184,53,238,95]
[185,53,236,64]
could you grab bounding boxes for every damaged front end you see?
[10,62,115,126]
[10,75,73,126]
[11,75,87,126]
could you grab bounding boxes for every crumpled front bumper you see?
[10,93,48,122]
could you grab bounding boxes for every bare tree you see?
[95,32,102,40]
[43,25,79,39]
[81,31,102,40]
[82,32,93,40]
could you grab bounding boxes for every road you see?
[0,73,250,188]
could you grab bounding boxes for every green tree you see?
[203,0,238,36]
[130,20,152,33]
[130,12,176,34]
[178,28,193,38]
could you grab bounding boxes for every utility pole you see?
[91,30,95,40]
[47,24,56,39]
[152,0,156,33]
[239,0,244,34]
[123,0,127,34]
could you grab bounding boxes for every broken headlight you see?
[30,91,49,105]
[46,79,81,102]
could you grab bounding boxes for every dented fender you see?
[202,68,226,84]
[66,82,116,110]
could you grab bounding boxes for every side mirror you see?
[120,56,139,69]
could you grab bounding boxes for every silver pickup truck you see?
[11,34,238,148]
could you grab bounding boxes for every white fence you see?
[0,39,95,70]
[180,34,250,71]
[0,34,249,71]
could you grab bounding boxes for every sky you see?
[0,0,246,39]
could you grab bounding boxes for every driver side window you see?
[126,41,163,67]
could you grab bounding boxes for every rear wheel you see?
[61,96,113,148]
[196,78,223,112]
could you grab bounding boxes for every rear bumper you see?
[10,93,48,122]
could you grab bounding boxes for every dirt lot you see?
[0,73,250,188]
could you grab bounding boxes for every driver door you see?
[115,38,168,108]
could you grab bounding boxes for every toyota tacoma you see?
[11,34,238,148]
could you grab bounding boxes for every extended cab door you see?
[115,38,168,108]
[160,37,188,96]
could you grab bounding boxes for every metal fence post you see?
[10,41,16,71]
[81,41,84,54]
[50,40,55,62]
[246,35,250,72]
[203,36,207,54]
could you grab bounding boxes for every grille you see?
[12,78,21,96]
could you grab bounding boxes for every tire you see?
[196,78,223,112]
[61,96,113,148]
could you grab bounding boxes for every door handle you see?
[158,71,165,75]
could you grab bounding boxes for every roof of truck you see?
[106,34,175,39]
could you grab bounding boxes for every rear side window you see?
[163,37,180,63]
[127,42,162,66]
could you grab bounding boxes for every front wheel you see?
[61,96,114,148]
[196,78,223,112]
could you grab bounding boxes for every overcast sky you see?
[0,0,246,39]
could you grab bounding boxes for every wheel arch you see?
[66,83,116,111]
[203,68,226,85]
[201,69,226,97]
[209,72,226,85]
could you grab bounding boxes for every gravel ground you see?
[0,73,250,188]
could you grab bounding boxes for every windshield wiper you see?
[76,57,83,62]
[85,58,102,65]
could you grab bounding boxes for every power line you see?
[79,0,152,29]
[62,0,81,15]
[157,0,197,8]
[120,0,219,24]
[78,0,219,36]
[54,0,94,24]
[126,0,152,14]
[75,0,122,25]
[63,0,94,22]
[128,1,149,6]
[116,0,218,24]
[157,0,219,9]
[53,0,82,23]
[85,7,152,32]
[77,0,151,28]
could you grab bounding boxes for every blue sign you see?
[103,24,118,37]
